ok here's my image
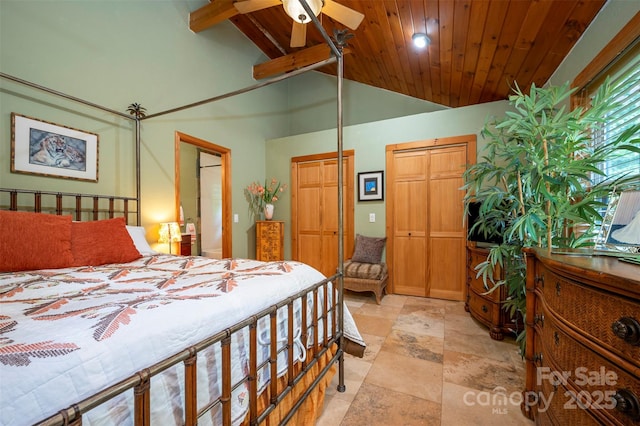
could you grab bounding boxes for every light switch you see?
[369,213,376,222]
[234,213,239,223]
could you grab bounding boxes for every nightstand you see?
[180,234,192,256]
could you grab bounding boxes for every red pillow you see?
[0,211,75,272]
[71,217,142,266]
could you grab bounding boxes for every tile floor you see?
[317,291,533,426]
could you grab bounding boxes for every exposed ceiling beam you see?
[189,0,239,33]
[253,44,351,80]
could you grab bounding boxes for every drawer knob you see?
[611,317,640,346]
[533,352,543,364]
[613,389,640,421]
[535,274,545,288]
[482,305,488,313]
[534,314,544,327]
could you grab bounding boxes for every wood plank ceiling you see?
[190,0,607,108]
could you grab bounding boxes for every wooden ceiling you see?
[190,0,607,108]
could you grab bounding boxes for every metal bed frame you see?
[0,1,349,423]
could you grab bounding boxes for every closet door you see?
[292,152,354,277]
[296,161,323,273]
[386,136,475,301]
[428,146,467,300]
[391,150,428,297]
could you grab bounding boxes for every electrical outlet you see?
[233,213,239,223]
[369,213,375,222]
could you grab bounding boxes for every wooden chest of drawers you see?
[256,220,284,261]
[523,248,640,425]
[465,245,523,340]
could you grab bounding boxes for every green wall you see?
[0,0,289,256]
[1,0,637,259]
[266,100,512,259]
[286,72,447,134]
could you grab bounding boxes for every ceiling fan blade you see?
[322,0,364,30]
[291,21,307,47]
[234,0,281,14]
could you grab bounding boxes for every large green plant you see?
[463,80,640,351]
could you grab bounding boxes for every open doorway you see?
[174,131,232,258]
[199,151,222,258]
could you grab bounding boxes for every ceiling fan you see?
[234,0,364,47]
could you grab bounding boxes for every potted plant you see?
[244,178,288,221]
[462,80,640,352]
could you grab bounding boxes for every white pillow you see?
[126,225,158,255]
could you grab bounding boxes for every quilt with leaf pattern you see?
[0,255,363,426]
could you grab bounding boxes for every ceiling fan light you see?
[283,0,323,24]
[412,32,430,48]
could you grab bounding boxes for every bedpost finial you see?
[126,103,147,119]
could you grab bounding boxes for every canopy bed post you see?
[135,117,142,224]
[300,0,347,393]
[336,46,346,393]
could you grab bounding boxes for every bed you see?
[1,7,354,423]
[0,201,365,425]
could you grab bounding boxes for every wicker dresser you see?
[465,244,523,340]
[523,248,640,425]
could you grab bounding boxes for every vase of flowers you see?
[245,178,287,221]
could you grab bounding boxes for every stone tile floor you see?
[317,292,533,425]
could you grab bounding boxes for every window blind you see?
[586,41,640,184]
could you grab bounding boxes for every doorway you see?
[199,151,222,258]
[174,131,232,258]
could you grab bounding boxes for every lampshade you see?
[158,222,182,254]
[282,0,323,24]
[412,32,430,48]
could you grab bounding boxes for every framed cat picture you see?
[11,113,98,182]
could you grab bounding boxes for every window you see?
[588,43,640,184]
[572,15,640,186]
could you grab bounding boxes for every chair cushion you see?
[351,234,386,264]
[344,260,387,280]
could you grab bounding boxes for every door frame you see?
[174,131,232,258]
[385,135,476,295]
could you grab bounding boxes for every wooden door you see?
[292,151,354,277]
[428,146,467,300]
[391,150,428,296]
[386,136,476,301]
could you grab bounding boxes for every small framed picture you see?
[358,170,384,201]
[11,112,99,182]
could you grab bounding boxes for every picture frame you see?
[11,112,99,182]
[358,170,384,201]
[598,189,640,253]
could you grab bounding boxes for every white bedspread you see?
[0,255,364,426]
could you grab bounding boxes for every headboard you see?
[0,188,139,225]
